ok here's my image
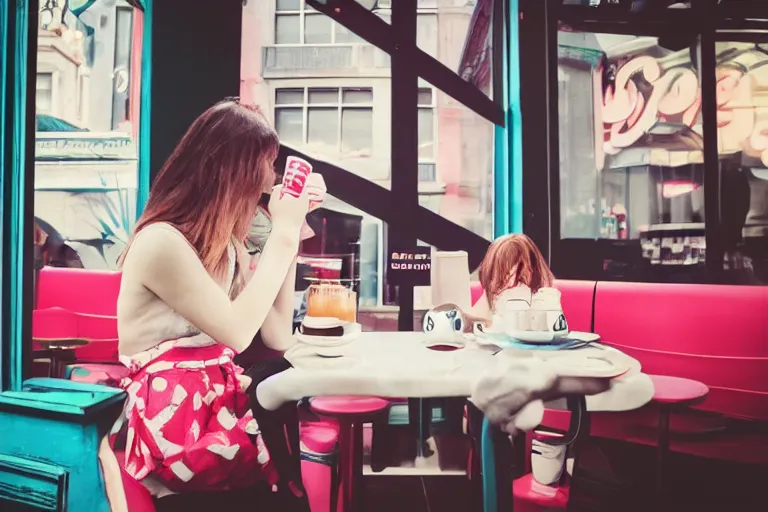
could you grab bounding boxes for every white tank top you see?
[117,223,238,356]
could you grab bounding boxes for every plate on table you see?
[474,333,595,351]
[565,331,601,343]
[473,322,571,344]
[296,318,361,347]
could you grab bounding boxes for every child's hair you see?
[477,234,555,302]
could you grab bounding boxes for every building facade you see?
[242,0,495,306]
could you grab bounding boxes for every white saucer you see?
[296,323,362,347]
[566,331,601,343]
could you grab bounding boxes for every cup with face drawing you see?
[422,303,488,348]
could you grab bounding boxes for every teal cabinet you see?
[0,379,125,511]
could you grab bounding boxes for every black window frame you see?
[293,0,507,329]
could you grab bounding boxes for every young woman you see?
[470,233,557,322]
[113,99,318,510]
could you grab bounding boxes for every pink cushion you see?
[513,473,569,509]
[36,267,122,315]
[553,280,596,333]
[32,307,79,340]
[650,375,709,405]
[594,282,768,421]
[32,308,119,362]
[301,423,340,454]
[34,268,122,363]
[310,396,390,417]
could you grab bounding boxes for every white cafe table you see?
[256,331,654,412]
[255,331,654,512]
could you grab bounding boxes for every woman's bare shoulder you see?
[124,222,198,269]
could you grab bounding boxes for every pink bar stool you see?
[310,396,390,512]
[301,421,341,512]
[649,375,709,494]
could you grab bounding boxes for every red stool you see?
[310,396,390,512]
[301,421,341,512]
[649,375,709,494]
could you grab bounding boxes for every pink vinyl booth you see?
[33,267,126,382]
[470,279,768,464]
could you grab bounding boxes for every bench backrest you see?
[593,281,768,421]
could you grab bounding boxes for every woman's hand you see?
[268,184,310,236]
[237,374,252,393]
[306,173,326,212]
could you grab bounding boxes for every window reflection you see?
[34,0,142,271]
[717,41,768,285]
[558,31,707,279]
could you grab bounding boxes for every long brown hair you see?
[477,234,555,301]
[131,99,278,275]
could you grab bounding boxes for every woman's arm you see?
[240,245,298,352]
[260,258,298,351]
[126,224,299,353]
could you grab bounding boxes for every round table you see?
[256,331,654,412]
[33,337,89,378]
[257,332,653,512]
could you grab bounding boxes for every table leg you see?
[351,422,364,511]
[656,407,670,495]
[408,398,433,459]
[338,421,364,512]
[492,427,514,512]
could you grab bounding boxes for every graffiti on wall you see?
[599,47,768,166]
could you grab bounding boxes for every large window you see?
[714,39,768,285]
[418,87,436,162]
[275,0,363,45]
[33,0,145,271]
[35,73,54,115]
[246,0,500,316]
[553,3,768,285]
[275,86,374,156]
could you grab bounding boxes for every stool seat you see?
[650,375,709,406]
[513,473,569,509]
[310,396,390,417]
[301,422,340,454]
[309,397,390,511]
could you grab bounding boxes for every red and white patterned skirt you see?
[112,340,277,492]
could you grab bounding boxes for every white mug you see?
[423,304,468,346]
